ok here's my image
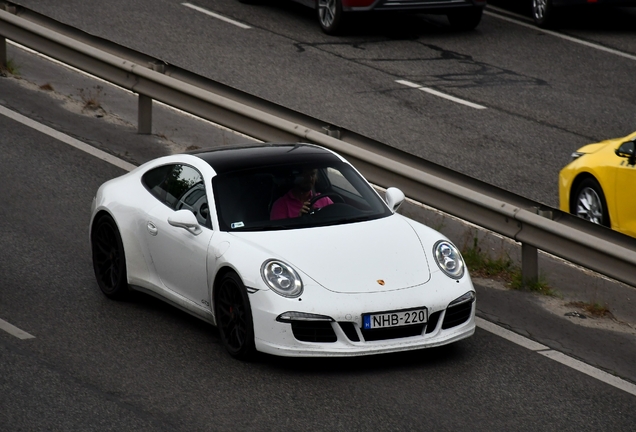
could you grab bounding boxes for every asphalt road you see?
[1,113,635,430]
[2,2,636,430]
[6,0,636,207]
[1,51,636,430]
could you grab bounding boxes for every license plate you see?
[363,308,428,330]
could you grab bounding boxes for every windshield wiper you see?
[303,215,375,228]
[233,225,291,231]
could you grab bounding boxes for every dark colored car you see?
[240,0,487,34]
[532,0,636,28]
[315,0,487,34]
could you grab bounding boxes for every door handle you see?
[147,221,158,236]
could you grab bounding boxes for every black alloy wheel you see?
[447,7,483,31]
[215,272,256,360]
[572,177,611,228]
[91,214,130,299]
[317,0,346,35]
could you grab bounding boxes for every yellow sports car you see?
[559,131,636,238]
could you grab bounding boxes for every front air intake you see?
[442,301,473,329]
[291,321,337,342]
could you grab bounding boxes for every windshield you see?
[213,161,392,231]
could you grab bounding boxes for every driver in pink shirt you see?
[270,168,333,220]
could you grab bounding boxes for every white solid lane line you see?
[475,317,549,351]
[539,350,636,396]
[0,104,136,172]
[395,80,487,110]
[485,8,636,63]
[476,317,636,397]
[182,3,251,29]
[0,318,35,339]
[0,106,633,396]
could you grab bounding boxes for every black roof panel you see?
[190,143,342,174]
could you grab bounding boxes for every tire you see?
[571,178,611,228]
[532,0,558,28]
[317,0,346,35]
[447,7,483,31]
[215,272,256,360]
[91,214,130,299]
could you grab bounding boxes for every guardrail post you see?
[1,1,17,69]
[0,36,6,69]
[521,243,539,286]
[138,94,152,134]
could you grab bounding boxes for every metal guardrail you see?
[2,3,635,288]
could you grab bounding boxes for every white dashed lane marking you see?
[0,318,35,339]
[182,3,251,29]
[396,80,487,110]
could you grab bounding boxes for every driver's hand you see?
[299,200,311,216]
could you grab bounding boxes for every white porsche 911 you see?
[90,143,475,359]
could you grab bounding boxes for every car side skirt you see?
[130,284,216,326]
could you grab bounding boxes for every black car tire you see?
[532,0,558,28]
[571,177,611,228]
[317,0,346,35]
[215,272,256,360]
[91,214,130,300]
[447,7,483,31]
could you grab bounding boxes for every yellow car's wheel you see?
[572,178,610,228]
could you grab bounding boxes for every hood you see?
[578,131,636,154]
[230,215,431,293]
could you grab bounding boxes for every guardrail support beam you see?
[2,6,636,288]
[521,243,539,286]
[138,94,152,134]
[0,36,6,68]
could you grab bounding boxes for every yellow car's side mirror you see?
[615,140,636,166]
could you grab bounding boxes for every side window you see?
[142,164,210,227]
[164,165,200,207]
[617,141,634,157]
[142,164,174,203]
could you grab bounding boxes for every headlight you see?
[261,259,303,298]
[433,240,465,279]
[570,151,585,161]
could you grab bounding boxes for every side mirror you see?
[168,209,202,235]
[615,140,636,166]
[385,187,405,213]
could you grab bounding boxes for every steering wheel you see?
[306,192,344,215]
[199,202,209,219]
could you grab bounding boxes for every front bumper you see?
[249,276,476,357]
